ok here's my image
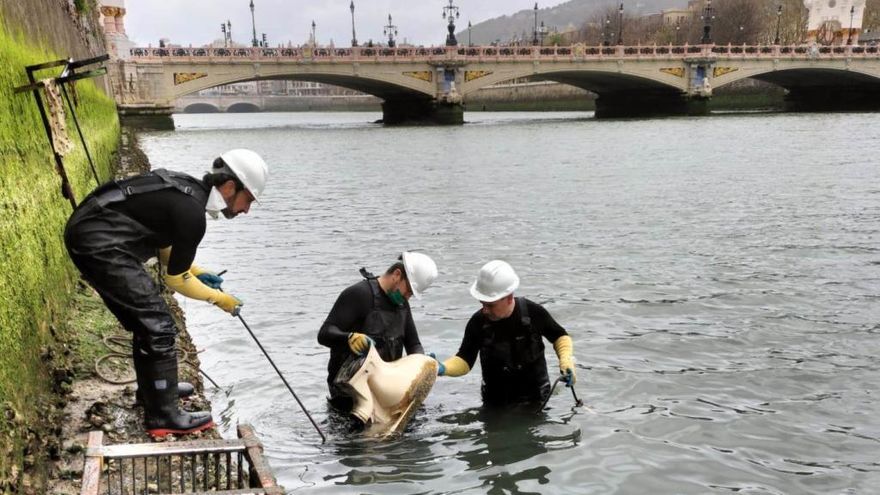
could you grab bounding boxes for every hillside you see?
[462,0,686,44]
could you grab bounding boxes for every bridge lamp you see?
[700,0,715,45]
[617,3,624,46]
[249,0,258,48]
[774,5,782,45]
[350,1,358,47]
[384,14,398,48]
[442,0,460,46]
[533,3,539,46]
[468,20,472,47]
[848,5,855,45]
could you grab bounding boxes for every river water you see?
[137,111,880,494]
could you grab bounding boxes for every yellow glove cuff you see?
[164,271,237,310]
[158,248,209,278]
[442,356,471,377]
[553,335,575,371]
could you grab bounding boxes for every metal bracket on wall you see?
[13,54,110,210]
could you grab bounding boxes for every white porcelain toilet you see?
[335,346,438,438]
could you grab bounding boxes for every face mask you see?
[387,289,406,306]
[205,186,227,220]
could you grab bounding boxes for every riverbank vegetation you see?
[0,24,119,492]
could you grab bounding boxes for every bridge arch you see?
[226,102,261,112]
[460,65,688,97]
[167,70,435,104]
[182,103,219,113]
[713,65,880,91]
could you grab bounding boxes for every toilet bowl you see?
[335,346,438,438]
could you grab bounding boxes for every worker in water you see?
[64,149,268,438]
[435,260,576,406]
[318,252,438,412]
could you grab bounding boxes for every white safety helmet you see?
[401,251,438,299]
[217,149,268,203]
[470,260,519,302]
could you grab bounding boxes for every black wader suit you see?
[455,298,568,406]
[64,169,212,433]
[318,270,424,411]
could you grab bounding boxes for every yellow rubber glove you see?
[440,356,471,377]
[164,271,241,314]
[553,335,576,385]
[347,333,375,355]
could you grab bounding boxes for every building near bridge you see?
[99,0,134,59]
[804,0,866,44]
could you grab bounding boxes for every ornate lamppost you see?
[847,5,855,45]
[468,20,472,46]
[350,1,358,47]
[384,14,398,47]
[533,3,539,46]
[227,20,232,46]
[774,5,782,45]
[249,0,258,47]
[442,0,460,46]
[311,20,316,46]
[700,0,715,45]
[617,3,624,45]
[220,22,228,47]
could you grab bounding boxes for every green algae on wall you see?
[0,24,119,491]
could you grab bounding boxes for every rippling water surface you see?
[138,111,880,494]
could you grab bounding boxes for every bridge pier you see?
[381,98,463,126]
[117,105,175,130]
[594,92,709,119]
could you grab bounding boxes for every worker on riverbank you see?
[64,149,268,438]
[435,260,576,406]
[318,252,438,413]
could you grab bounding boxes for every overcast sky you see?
[125,0,570,47]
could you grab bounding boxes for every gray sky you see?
[125,1,569,47]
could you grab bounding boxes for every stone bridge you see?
[114,44,880,124]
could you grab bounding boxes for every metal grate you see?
[81,424,283,495]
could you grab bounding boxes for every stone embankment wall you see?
[0,0,119,491]
[467,81,596,111]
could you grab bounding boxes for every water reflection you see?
[438,406,581,494]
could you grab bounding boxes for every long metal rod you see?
[537,376,584,413]
[236,313,326,443]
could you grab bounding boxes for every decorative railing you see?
[129,44,880,62]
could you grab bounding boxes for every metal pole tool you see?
[235,310,327,443]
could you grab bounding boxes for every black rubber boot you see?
[142,358,214,438]
[132,347,194,406]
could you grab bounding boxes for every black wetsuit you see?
[455,298,568,406]
[318,274,424,409]
[64,170,209,361]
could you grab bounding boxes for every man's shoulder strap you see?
[516,297,531,328]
